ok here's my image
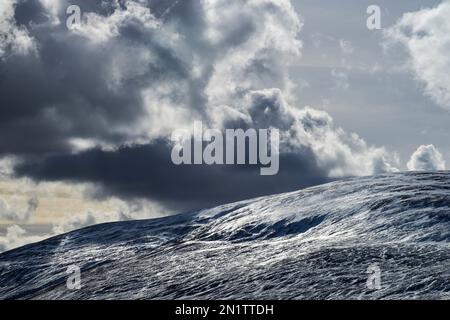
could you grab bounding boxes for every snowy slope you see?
[0,172,449,299]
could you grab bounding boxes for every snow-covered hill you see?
[0,172,449,299]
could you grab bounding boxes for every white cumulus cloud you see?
[239,88,398,177]
[0,225,45,253]
[386,1,450,110]
[407,144,446,171]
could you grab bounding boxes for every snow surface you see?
[0,172,449,299]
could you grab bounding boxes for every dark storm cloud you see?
[1,0,271,157]
[13,0,47,26]
[0,0,209,156]
[0,37,146,154]
[15,140,331,211]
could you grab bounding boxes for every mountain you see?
[0,172,449,299]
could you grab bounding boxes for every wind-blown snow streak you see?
[0,172,449,299]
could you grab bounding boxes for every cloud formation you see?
[0,0,36,58]
[407,144,446,172]
[3,0,398,211]
[0,196,38,222]
[16,90,398,210]
[386,1,450,110]
[52,197,167,234]
[0,225,44,253]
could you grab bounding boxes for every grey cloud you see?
[2,0,294,156]
[15,139,331,211]
[3,0,398,211]
[1,0,205,156]
[0,196,38,222]
[0,224,45,253]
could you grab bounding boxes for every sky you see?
[1,0,450,252]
